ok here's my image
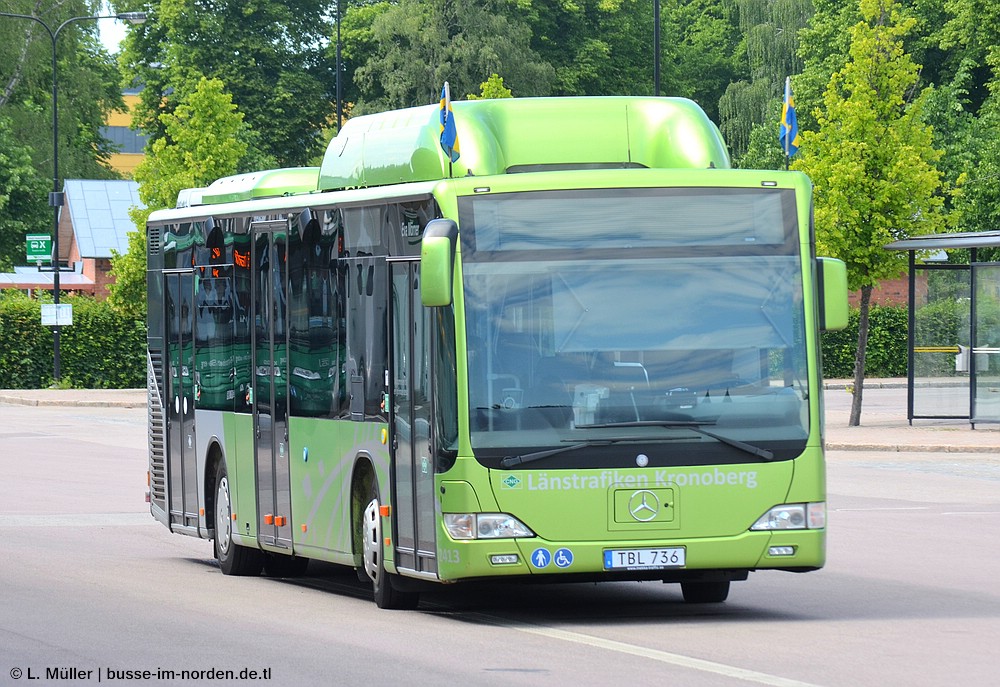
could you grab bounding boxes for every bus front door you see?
[251,223,292,550]
[164,270,199,533]
[389,259,437,577]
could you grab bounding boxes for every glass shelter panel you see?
[912,267,970,418]
[973,264,1000,423]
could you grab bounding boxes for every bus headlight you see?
[443,513,535,540]
[750,502,826,531]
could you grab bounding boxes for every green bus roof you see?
[176,98,731,207]
[197,167,319,205]
[318,96,730,191]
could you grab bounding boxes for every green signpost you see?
[26,234,52,264]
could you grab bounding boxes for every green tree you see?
[115,0,333,166]
[109,77,248,318]
[718,0,811,159]
[466,73,514,100]
[661,0,743,124]
[736,120,787,170]
[939,0,1000,115]
[795,0,859,134]
[949,93,1000,261]
[0,0,126,252]
[514,0,648,97]
[1,0,125,178]
[0,116,49,270]
[351,0,555,112]
[793,0,946,426]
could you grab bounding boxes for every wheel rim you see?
[362,497,381,583]
[216,475,232,557]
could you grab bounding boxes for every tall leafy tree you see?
[351,0,555,111]
[793,0,946,426]
[0,116,49,270]
[660,0,742,122]
[513,0,649,97]
[115,0,334,166]
[718,0,811,161]
[466,73,514,100]
[948,79,1000,261]
[795,0,859,134]
[0,0,125,255]
[109,77,248,317]
[939,0,1000,115]
[334,2,392,119]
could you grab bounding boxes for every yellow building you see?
[101,87,147,175]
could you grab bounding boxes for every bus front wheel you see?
[360,485,419,610]
[214,461,264,576]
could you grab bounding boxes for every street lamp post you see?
[654,0,661,96]
[335,0,342,131]
[0,10,146,384]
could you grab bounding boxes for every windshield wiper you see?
[576,420,775,461]
[500,437,651,469]
[501,441,607,468]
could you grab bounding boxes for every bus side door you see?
[164,270,199,532]
[251,222,293,550]
[389,259,437,577]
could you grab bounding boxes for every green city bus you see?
[146,96,848,609]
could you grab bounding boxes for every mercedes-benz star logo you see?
[628,490,659,522]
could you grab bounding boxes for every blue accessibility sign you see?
[553,548,574,568]
[530,548,551,568]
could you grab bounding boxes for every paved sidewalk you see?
[1,381,996,452]
[822,378,997,453]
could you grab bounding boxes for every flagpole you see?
[447,80,453,179]
[440,81,458,178]
[782,77,792,170]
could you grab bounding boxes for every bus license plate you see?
[604,547,686,570]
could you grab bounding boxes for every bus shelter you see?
[884,231,1000,427]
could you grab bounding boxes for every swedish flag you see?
[439,82,460,163]
[779,77,800,157]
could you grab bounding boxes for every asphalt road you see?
[1,403,998,687]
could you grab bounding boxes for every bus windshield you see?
[459,187,810,468]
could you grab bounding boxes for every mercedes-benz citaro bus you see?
[145,96,848,609]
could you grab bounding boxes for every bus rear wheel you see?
[360,485,419,610]
[214,461,264,576]
[680,580,730,603]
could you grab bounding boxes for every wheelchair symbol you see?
[554,548,573,568]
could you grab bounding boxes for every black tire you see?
[681,580,730,603]
[359,482,419,610]
[263,552,309,578]
[214,461,264,576]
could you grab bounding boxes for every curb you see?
[826,442,995,453]
[822,380,969,390]
[0,394,145,409]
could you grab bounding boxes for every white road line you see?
[941,511,1000,516]
[478,614,823,687]
[1,513,154,527]
[833,507,928,512]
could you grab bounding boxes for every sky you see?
[97,0,129,55]
[100,19,127,54]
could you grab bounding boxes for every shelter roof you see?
[884,230,1000,251]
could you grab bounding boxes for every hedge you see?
[819,300,981,379]
[0,294,145,389]
[820,305,909,379]
[0,295,971,387]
